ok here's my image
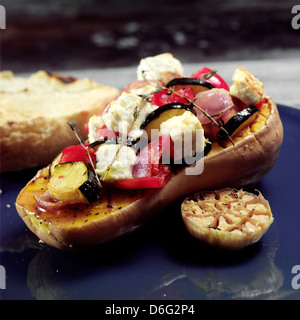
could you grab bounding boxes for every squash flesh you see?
[17,166,152,229]
[208,100,270,154]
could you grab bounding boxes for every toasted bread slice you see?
[0,70,119,172]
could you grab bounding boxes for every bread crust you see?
[15,98,283,250]
[0,71,119,172]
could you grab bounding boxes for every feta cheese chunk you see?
[95,144,136,182]
[130,83,160,97]
[160,111,205,162]
[102,92,158,140]
[230,66,264,105]
[88,115,105,143]
[137,53,184,81]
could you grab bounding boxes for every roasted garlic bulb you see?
[181,188,273,250]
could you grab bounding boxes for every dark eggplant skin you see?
[140,102,195,130]
[88,136,141,150]
[87,135,147,154]
[79,166,101,203]
[216,105,259,140]
[166,77,215,90]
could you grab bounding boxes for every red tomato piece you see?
[151,87,194,107]
[192,67,230,91]
[83,122,89,133]
[97,126,119,139]
[115,135,173,189]
[133,134,173,176]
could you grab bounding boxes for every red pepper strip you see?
[256,98,268,110]
[59,144,96,165]
[114,174,170,189]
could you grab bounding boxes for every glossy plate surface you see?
[1,104,300,300]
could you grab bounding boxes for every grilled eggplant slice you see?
[216,105,259,141]
[48,161,100,204]
[166,77,215,94]
[140,102,195,141]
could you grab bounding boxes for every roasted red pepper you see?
[192,67,230,91]
[59,144,96,165]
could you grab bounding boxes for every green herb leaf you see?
[67,119,77,131]
[133,106,138,119]
[201,70,217,80]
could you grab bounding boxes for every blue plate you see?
[1,104,300,300]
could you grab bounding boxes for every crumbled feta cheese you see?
[230,66,264,105]
[95,144,136,182]
[137,53,184,81]
[128,82,159,97]
[160,111,205,162]
[102,92,158,140]
[88,115,105,143]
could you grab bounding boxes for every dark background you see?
[1,0,299,73]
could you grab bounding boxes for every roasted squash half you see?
[16,97,283,250]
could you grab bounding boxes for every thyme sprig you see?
[140,74,234,145]
[67,120,102,188]
[100,97,148,182]
[201,70,217,80]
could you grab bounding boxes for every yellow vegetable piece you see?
[48,161,89,204]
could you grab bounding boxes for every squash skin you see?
[16,97,283,250]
